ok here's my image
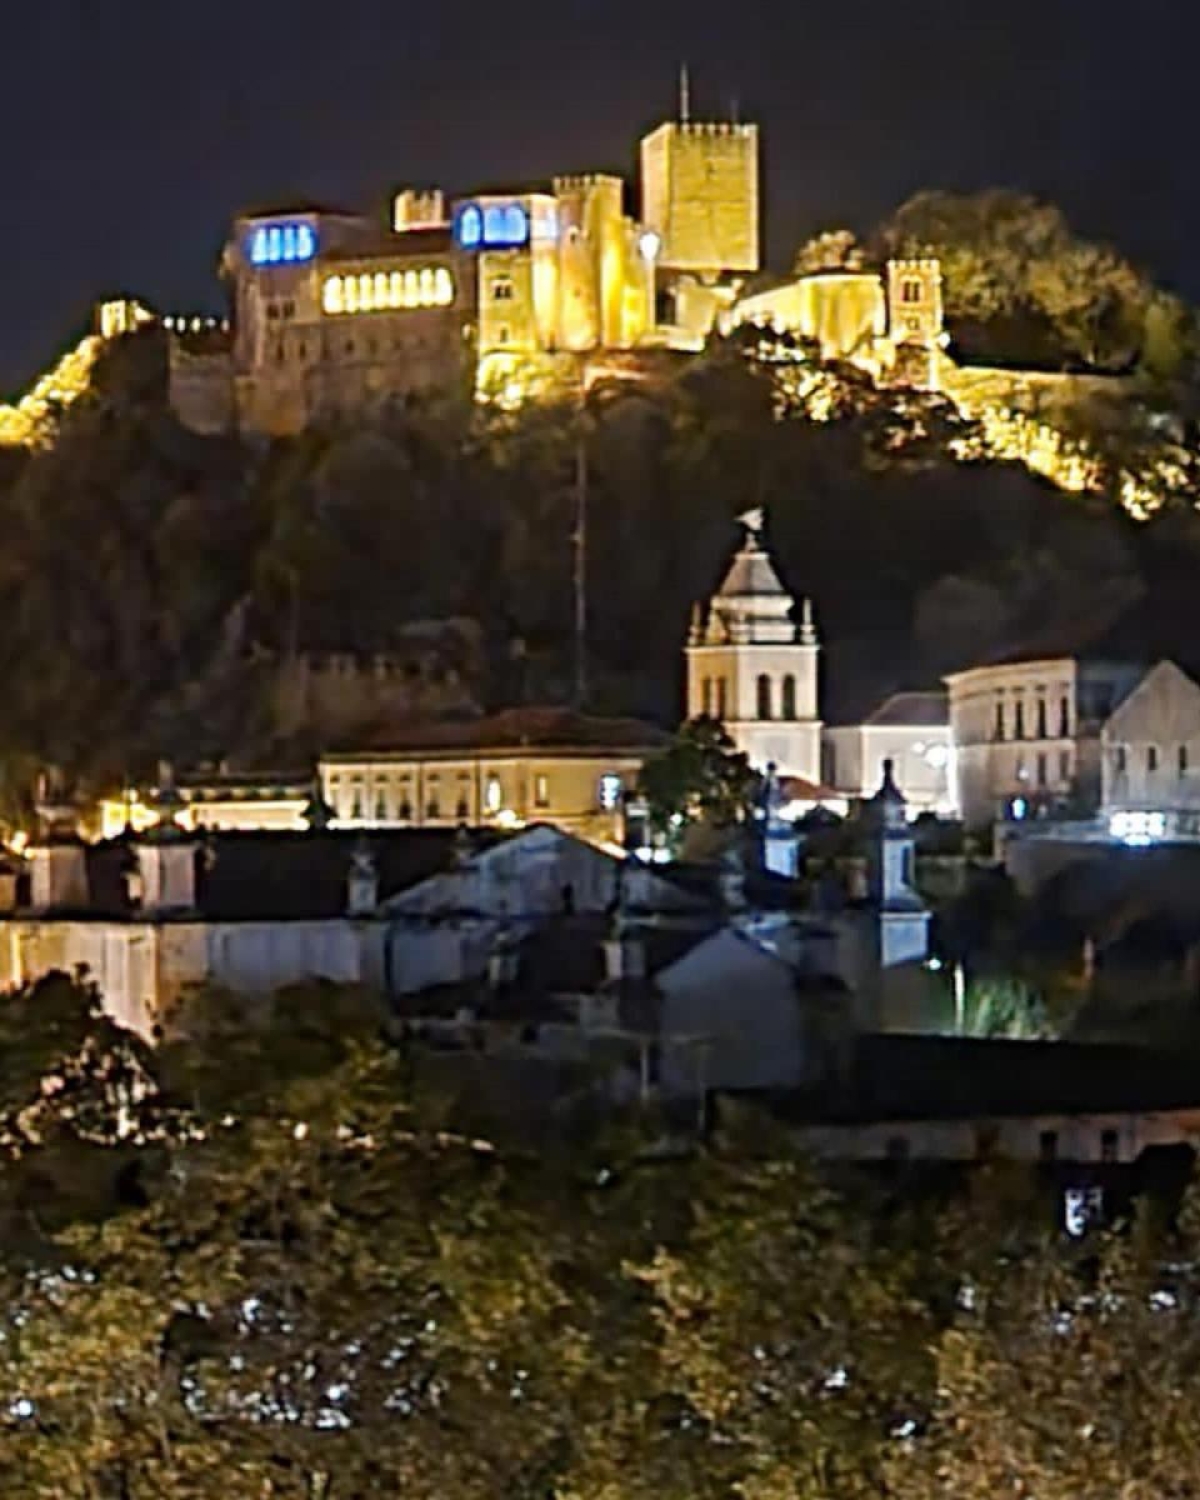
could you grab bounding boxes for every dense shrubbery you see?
[0,973,1196,1496]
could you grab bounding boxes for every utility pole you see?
[573,409,588,710]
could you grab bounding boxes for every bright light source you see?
[1109,810,1166,846]
[638,230,662,262]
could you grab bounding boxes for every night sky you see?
[3,0,1197,394]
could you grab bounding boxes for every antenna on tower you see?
[679,63,691,123]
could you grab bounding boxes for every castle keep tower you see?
[686,509,821,783]
[640,79,760,278]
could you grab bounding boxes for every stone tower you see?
[886,259,945,389]
[686,509,821,782]
[640,78,759,277]
[865,758,930,970]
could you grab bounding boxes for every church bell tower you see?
[686,509,822,783]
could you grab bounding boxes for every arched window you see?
[434,267,454,305]
[457,204,482,249]
[389,271,404,308]
[404,269,420,307]
[358,273,373,312]
[757,674,773,720]
[343,277,359,314]
[322,277,344,315]
[1014,700,1026,740]
[419,267,436,305]
[782,674,797,720]
[374,271,389,308]
[483,204,507,242]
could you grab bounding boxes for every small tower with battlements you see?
[686,509,821,783]
[886,258,945,389]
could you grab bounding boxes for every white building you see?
[685,509,821,782]
[945,656,1143,830]
[1101,660,1200,840]
[823,692,954,816]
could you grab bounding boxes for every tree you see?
[637,717,761,849]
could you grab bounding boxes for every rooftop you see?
[326,707,669,757]
[862,691,948,729]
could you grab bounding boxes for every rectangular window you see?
[1115,746,1127,775]
[716,679,728,719]
[1148,745,1159,773]
[1181,744,1190,776]
[492,279,514,301]
[1036,699,1048,739]
[1059,750,1071,783]
[1060,697,1071,738]
[1037,753,1047,787]
[902,279,922,304]
[534,774,550,809]
[1014,701,1026,740]
[993,701,1005,741]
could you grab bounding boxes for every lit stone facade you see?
[823,693,955,815]
[641,121,760,276]
[946,657,1143,829]
[686,511,821,782]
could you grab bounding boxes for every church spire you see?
[800,597,818,647]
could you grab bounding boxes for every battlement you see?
[674,121,757,139]
[553,172,623,193]
[393,188,446,232]
[888,257,942,276]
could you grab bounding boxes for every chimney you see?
[134,762,199,915]
[346,838,379,917]
[29,769,88,912]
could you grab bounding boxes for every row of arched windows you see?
[699,674,801,721]
[322,267,455,317]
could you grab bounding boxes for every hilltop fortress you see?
[1,87,1180,515]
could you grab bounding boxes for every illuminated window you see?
[534,774,550,809]
[483,205,508,242]
[484,776,503,814]
[374,271,389,307]
[426,775,440,820]
[457,204,483,248]
[344,277,359,314]
[757,674,773,720]
[598,773,623,811]
[902,278,922,304]
[359,273,373,312]
[323,277,344,314]
[249,220,318,267]
[419,268,435,306]
[390,271,404,307]
[782,674,797,720]
[434,267,453,305]
[404,269,420,307]
[493,278,514,302]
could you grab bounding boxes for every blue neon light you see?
[454,201,530,251]
[249,220,318,266]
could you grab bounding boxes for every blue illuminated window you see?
[457,204,482,249]
[248,220,319,267]
[455,201,529,251]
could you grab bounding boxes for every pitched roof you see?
[326,707,668,757]
[716,536,790,600]
[67,828,512,923]
[863,691,948,728]
[738,1034,1200,1125]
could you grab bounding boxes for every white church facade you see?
[686,509,823,784]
